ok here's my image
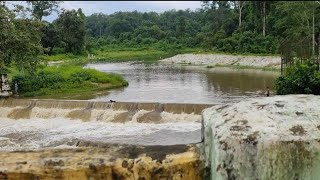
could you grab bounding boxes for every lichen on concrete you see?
[202,95,320,180]
[0,144,203,180]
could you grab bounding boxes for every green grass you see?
[12,65,128,97]
[43,46,280,66]
[43,47,208,65]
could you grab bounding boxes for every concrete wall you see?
[202,95,320,180]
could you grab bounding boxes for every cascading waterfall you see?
[0,99,214,151]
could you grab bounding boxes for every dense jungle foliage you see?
[2,1,320,72]
[1,1,320,95]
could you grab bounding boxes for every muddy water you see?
[0,100,210,151]
[86,62,279,103]
[0,63,279,151]
[0,118,201,151]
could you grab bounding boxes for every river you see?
[86,62,279,103]
[0,62,280,150]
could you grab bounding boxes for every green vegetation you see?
[1,1,320,96]
[12,65,128,97]
[44,48,190,64]
[2,1,319,68]
[0,2,129,97]
[275,61,320,95]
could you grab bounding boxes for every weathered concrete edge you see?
[0,143,204,180]
[201,95,320,180]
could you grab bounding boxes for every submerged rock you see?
[203,95,320,180]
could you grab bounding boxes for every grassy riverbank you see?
[4,47,281,98]
[12,65,128,97]
[44,47,200,65]
[43,46,281,72]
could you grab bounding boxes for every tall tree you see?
[55,8,86,54]
[41,22,59,55]
[237,1,246,29]
[0,2,15,70]
[27,1,60,21]
[0,2,43,73]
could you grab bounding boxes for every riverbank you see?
[160,53,281,71]
[44,48,197,65]
[12,65,128,97]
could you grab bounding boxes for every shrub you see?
[275,60,320,95]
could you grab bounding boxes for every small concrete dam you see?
[0,99,212,179]
[1,95,320,180]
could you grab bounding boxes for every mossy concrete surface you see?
[202,95,320,180]
[0,144,203,180]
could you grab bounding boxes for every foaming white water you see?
[90,109,128,121]
[0,107,23,118]
[30,107,72,119]
[0,117,201,151]
[161,112,201,123]
[1,106,202,123]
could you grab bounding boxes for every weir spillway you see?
[0,99,214,151]
[0,99,214,179]
[1,96,319,179]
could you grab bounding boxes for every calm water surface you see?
[86,62,279,103]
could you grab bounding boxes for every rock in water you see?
[202,95,320,180]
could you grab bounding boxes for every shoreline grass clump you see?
[12,65,128,97]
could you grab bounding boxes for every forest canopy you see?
[1,1,320,72]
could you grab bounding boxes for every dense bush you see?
[275,61,320,95]
[216,31,278,54]
[12,65,128,96]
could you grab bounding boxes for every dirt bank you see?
[160,53,281,69]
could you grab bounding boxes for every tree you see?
[272,1,313,40]
[11,18,43,73]
[55,8,86,54]
[27,1,60,21]
[41,22,59,55]
[0,2,43,73]
[236,1,246,29]
[0,2,15,71]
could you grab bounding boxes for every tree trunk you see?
[239,1,245,29]
[312,1,315,56]
[263,1,266,36]
[239,7,242,28]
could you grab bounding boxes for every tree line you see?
[1,1,320,73]
[84,1,320,55]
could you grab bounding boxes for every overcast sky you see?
[8,1,202,22]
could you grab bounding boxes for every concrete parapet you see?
[202,95,320,179]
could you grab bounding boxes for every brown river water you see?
[0,62,279,151]
[86,62,279,103]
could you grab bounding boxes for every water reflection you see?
[85,62,279,103]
